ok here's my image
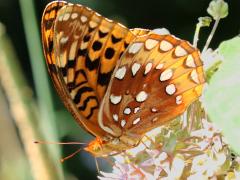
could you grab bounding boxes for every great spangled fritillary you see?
[41,1,205,157]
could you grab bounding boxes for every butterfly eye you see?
[93,145,101,152]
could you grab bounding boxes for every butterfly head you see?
[84,137,128,157]
[84,134,142,157]
[84,137,116,157]
[84,137,103,155]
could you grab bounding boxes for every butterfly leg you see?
[140,139,151,149]
[60,148,82,163]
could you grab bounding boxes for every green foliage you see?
[203,36,240,154]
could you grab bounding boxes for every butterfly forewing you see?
[102,33,204,136]
[42,1,101,136]
[42,1,150,137]
[41,1,67,95]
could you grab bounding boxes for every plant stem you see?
[193,24,201,48]
[0,24,61,180]
[202,17,220,53]
[18,0,64,178]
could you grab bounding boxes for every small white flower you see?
[98,163,144,180]
[168,154,185,179]
[157,152,168,162]
[197,140,210,150]
[212,135,223,152]
[191,151,226,178]
[191,119,219,138]
[191,154,209,174]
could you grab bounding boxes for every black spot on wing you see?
[60,67,67,76]
[86,105,99,119]
[92,41,102,51]
[88,27,94,33]
[78,48,87,56]
[98,31,108,38]
[73,86,93,104]
[48,39,53,53]
[75,69,87,80]
[45,1,66,13]
[67,60,76,68]
[67,82,76,90]
[111,35,122,44]
[124,42,129,49]
[85,56,100,71]
[105,48,115,59]
[67,80,88,91]
[83,35,91,42]
[71,70,88,89]
[45,6,59,14]
[97,70,113,86]
[75,81,88,88]
[45,19,54,30]
[78,95,98,109]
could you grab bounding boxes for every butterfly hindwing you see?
[102,33,205,137]
[42,1,102,136]
[41,1,67,97]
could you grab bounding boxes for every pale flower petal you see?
[212,136,223,152]
[169,154,185,178]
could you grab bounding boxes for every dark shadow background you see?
[0,0,239,179]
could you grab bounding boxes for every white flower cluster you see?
[98,1,234,179]
[99,116,240,180]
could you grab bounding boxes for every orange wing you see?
[41,1,149,137]
[100,33,205,137]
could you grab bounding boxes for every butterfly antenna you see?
[34,141,86,145]
[60,148,82,163]
[35,141,85,162]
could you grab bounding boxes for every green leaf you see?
[203,36,240,154]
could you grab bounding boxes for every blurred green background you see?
[0,0,239,179]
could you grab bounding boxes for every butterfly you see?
[41,1,205,157]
